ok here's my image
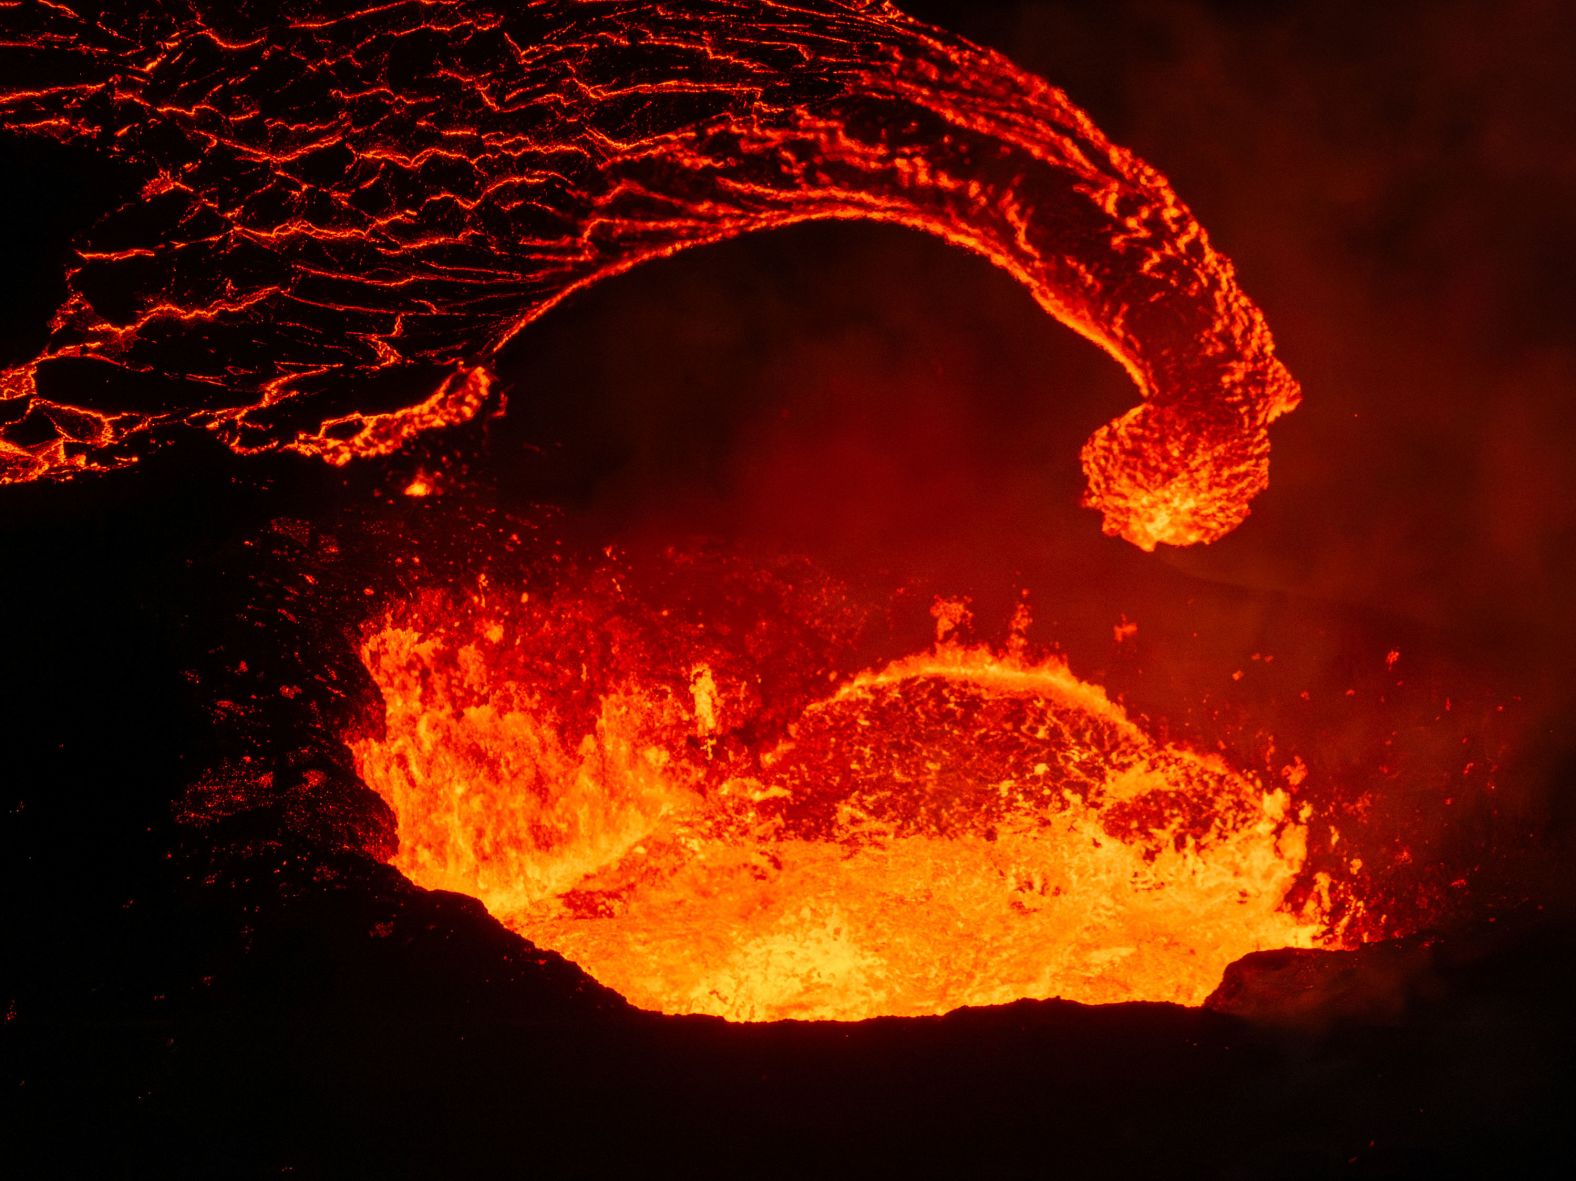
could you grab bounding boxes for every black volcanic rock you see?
[1207,938,1446,1033]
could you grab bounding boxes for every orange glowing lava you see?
[352,580,1331,1021]
[2,0,1296,549]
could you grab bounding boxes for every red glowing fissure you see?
[0,0,1297,548]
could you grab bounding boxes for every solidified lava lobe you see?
[1,0,1297,548]
[351,580,1329,1021]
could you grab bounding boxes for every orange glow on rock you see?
[352,580,1331,1021]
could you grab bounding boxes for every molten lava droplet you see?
[352,584,1329,1021]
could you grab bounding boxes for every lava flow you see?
[352,570,1332,1021]
[1,0,1296,548]
[5,0,1363,1019]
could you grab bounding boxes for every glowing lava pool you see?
[352,565,1332,1021]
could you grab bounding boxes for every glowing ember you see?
[2,0,1296,548]
[352,576,1328,1021]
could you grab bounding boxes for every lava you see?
[352,570,1332,1021]
[1,0,1297,547]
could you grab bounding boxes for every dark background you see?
[4,1,1575,1176]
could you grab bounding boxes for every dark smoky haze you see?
[480,0,1576,915]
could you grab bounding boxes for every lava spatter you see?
[352,571,1331,1021]
[1,0,1297,547]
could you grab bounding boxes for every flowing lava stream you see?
[352,575,1335,1021]
[1,0,1298,549]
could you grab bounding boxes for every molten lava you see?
[1,0,1296,548]
[1,0,1373,1021]
[353,574,1330,1021]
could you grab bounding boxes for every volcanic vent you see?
[350,556,1337,1021]
[0,0,1442,1025]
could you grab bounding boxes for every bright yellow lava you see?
[352,595,1328,1021]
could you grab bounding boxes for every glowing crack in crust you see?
[351,582,1330,1021]
[1,0,1298,547]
